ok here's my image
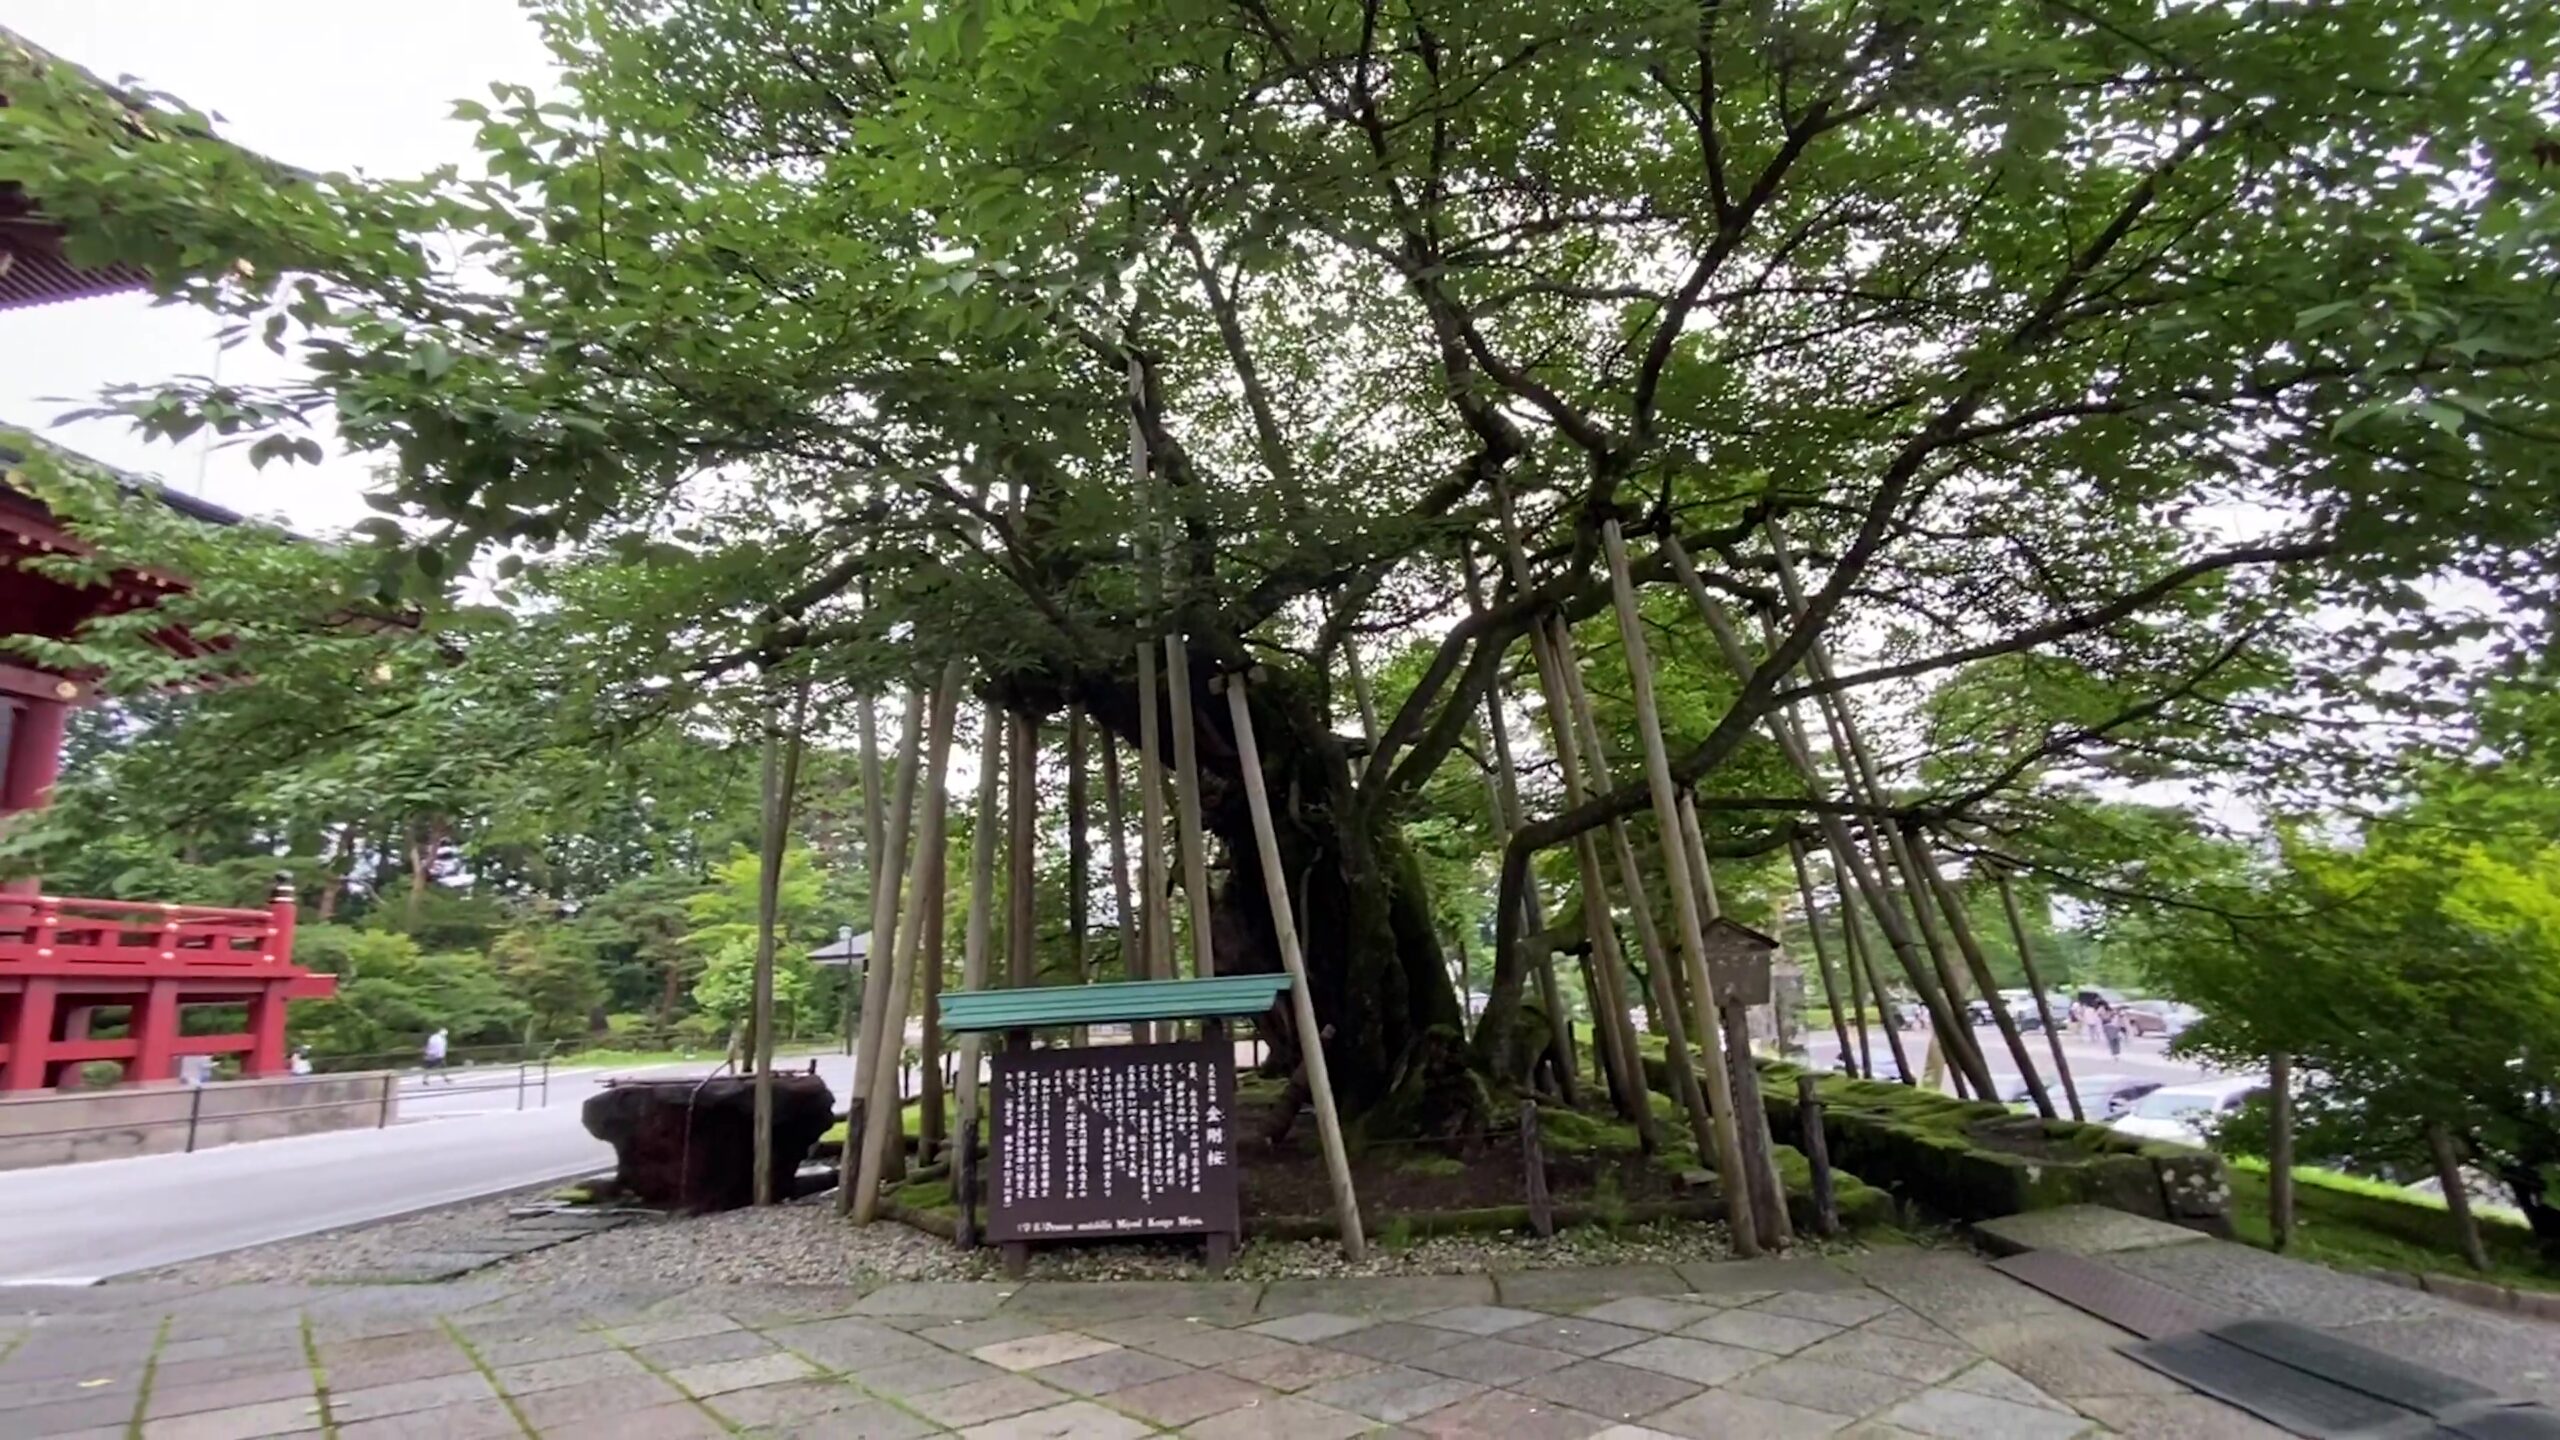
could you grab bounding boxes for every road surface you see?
[0,1051,861,1285]
[1796,1022,2230,1109]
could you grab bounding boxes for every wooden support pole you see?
[1520,1100,1554,1239]
[1008,711,1038,991]
[1099,731,1143,1040]
[1135,643,1173,988]
[844,690,924,1213]
[1222,673,1365,1260]
[1839,865,1915,1083]
[854,677,959,1223]
[1992,864,2083,1121]
[1598,519,1758,1252]
[2268,1050,2295,1252]
[2427,1120,2491,1272]
[1790,837,1861,1076]
[1796,1073,1839,1236]
[1483,684,1578,1100]
[917,806,948,1163]
[1911,837,2056,1118]
[1677,787,1794,1250]
[1067,708,1090,1003]
[956,708,1003,1149]
[752,679,809,1206]
[1343,633,1381,745]
[1165,636,1217,981]
[852,696,884,1056]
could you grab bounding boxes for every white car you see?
[2108,1075,2268,1144]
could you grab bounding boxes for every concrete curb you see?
[2353,1266,2560,1324]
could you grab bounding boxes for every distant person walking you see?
[2100,1004,2126,1058]
[423,1027,451,1083]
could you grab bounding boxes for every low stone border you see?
[2354,1266,2560,1323]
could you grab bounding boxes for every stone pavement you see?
[0,1251,2301,1438]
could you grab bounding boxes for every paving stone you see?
[472,1327,620,1368]
[1241,1311,1372,1344]
[749,1399,941,1439]
[1109,1368,1277,1427]
[1575,1297,1719,1333]
[328,1370,498,1423]
[912,1314,1055,1354]
[2072,1393,2295,1440]
[1297,1363,1484,1423]
[1409,1334,1580,1385]
[1880,1386,2094,1439]
[1859,1310,1959,1344]
[138,1394,326,1440]
[1026,1344,1189,1395]
[333,1394,524,1440]
[605,1314,743,1348]
[539,1399,728,1439]
[1608,1335,1773,1387]
[1414,1304,1547,1335]
[1499,1314,1651,1358]
[1729,1356,1927,1418]
[1078,1314,1220,1349]
[1972,1205,2212,1257]
[1514,1357,1704,1421]
[507,1372,688,1431]
[1678,1257,1864,1295]
[1182,1392,1375,1440]
[1679,1308,1841,1354]
[846,1348,1007,1397]
[1943,1359,2075,1413]
[955,1398,1154,1439]
[761,1315,929,1371]
[1587,1427,1686,1440]
[666,1349,816,1396]
[748,1398,940,1439]
[1840,1250,2082,1341]
[1134,1326,1288,1367]
[319,1338,481,1391]
[699,1376,870,1427]
[1748,1290,1900,1329]
[907,1374,1072,1427]
[1795,1327,1978,1384]
[1005,1281,1259,1325]
[493,1347,647,1395]
[1259,1274,1495,1317]
[145,1368,318,1417]
[1318,1320,1467,1365]
[1953,1317,2182,1403]
[855,1282,1016,1319]
[973,1332,1121,1373]
[1493,1265,1690,1311]
[1402,1387,1611,1439]
[1216,1342,1378,1392]
[1644,1387,1849,1439]
[634,1327,777,1369]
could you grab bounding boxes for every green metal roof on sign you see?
[938,974,1293,1033]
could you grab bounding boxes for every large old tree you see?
[7,0,2557,1126]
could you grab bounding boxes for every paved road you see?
[1796,1022,2229,1107]
[0,1052,863,1285]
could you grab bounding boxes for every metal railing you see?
[0,1055,555,1159]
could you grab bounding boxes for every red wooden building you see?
[1,38,334,1089]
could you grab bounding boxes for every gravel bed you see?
[130,1185,1871,1290]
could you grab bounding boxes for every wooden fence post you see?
[1520,1100,1554,1239]
[1797,1074,1838,1237]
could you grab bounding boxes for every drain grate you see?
[1991,1248,2223,1339]
[2127,1331,2434,1439]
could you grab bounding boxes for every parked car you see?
[2108,1075,2268,1144]
[2121,1000,2199,1038]
[2002,1073,2162,1118]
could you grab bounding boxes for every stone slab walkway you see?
[0,1251,2298,1438]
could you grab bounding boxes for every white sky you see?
[2,3,554,535]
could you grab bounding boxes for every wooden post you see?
[852,696,884,1056]
[1066,708,1090,1010]
[1789,837,1862,1077]
[1911,836,2055,1118]
[1009,711,1038,991]
[1099,731,1143,1040]
[1343,633,1381,745]
[2268,1050,2294,1252]
[1520,1100,1554,1239]
[1797,1074,1839,1237]
[1598,518,1757,1252]
[955,1085,980,1250]
[917,807,948,1164]
[1677,788,1794,1250]
[2426,1120,2491,1272]
[847,691,925,1198]
[956,709,1002,1136]
[1483,685,1578,1100]
[1838,854,1916,1084]
[854,678,960,1223]
[753,679,810,1207]
[1165,636,1217,981]
[1222,673,1365,1260]
[1993,864,2084,1121]
[1135,643,1173,988]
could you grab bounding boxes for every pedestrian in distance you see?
[423,1027,451,1082]
[2100,1004,2126,1058]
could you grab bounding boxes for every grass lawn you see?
[2223,1159,2559,1293]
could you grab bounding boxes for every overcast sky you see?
[2,3,555,534]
